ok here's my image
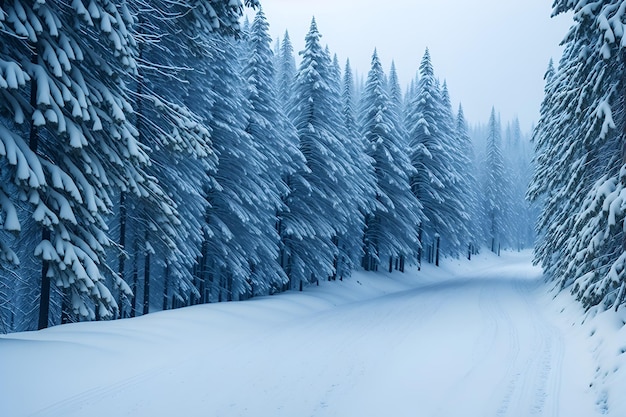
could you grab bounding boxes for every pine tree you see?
[359,50,421,271]
[438,82,472,256]
[387,61,407,138]
[0,1,159,328]
[276,30,297,113]
[483,108,507,254]
[342,59,357,137]
[406,49,463,263]
[533,0,626,310]
[241,8,306,295]
[455,104,481,256]
[283,18,366,288]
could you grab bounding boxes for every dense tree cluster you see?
[529,0,626,312]
[0,2,533,333]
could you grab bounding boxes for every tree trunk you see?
[37,229,51,330]
[162,264,169,311]
[388,256,393,273]
[130,240,138,318]
[61,288,72,324]
[28,47,52,330]
[199,239,208,304]
[227,274,233,302]
[117,192,127,318]
[435,235,440,267]
[417,225,422,270]
[143,234,151,315]
[331,235,338,281]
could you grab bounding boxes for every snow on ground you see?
[0,250,619,416]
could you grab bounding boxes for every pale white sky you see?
[249,0,572,131]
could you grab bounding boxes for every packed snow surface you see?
[0,251,617,416]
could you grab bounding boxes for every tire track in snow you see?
[493,279,564,417]
[491,281,522,417]
[27,364,171,417]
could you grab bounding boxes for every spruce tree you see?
[406,49,461,263]
[455,104,481,256]
[359,50,421,271]
[283,18,366,288]
[542,0,626,310]
[484,108,507,254]
[241,8,306,295]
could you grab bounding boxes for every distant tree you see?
[276,30,297,112]
[342,59,358,136]
[455,104,481,256]
[387,61,407,137]
[483,108,508,254]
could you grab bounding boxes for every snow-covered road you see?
[0,251,601,416]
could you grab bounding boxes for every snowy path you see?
[0,251,600,417]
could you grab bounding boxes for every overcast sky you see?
[250,0,572,131]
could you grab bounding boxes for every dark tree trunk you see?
[227,274,233,302]
[435,235,440,267]
[162,265,169,311]
[117,192,127,318]
[37,229,51,330]
[331,235,338,281]
[199,240,208,304]
[389,256,393,273]
[143,238,151,315]
[28,48,52,330]
[417,225,422,270]
[61,288,72,324]
[130,241,138,318]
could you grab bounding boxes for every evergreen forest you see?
[1,0,545,333]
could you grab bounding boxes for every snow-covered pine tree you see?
[359,50,421,272]
[503,117,534,250]
[483,108,508,254]
[528,17,608,291]
[387,61,407,140]
[406,49,462,264]
[527,59,572,281]
[283,17,366,288]
[532,0,626,311]
[342,59,357,137]
[0,0,156,328]
[327,48,374,281]
[438,82,472,256]
[455,104,481,257]
[276,30,297,113]
[120,0,238,315]
[0,2,46,331]
[198,30,275,302]
[241,8,307,296]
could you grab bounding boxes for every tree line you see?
[0,0,533,333]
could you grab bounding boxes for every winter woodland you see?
[1,0,542,334]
